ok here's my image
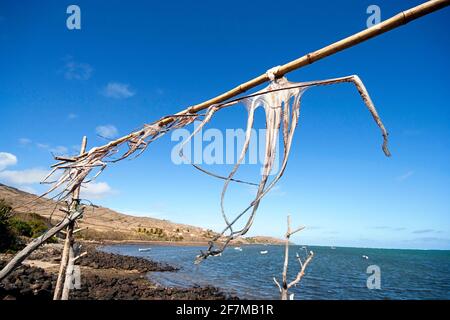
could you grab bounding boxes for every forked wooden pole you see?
[53,136,87,300]
[273,215,313,300]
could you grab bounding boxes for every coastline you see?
[97,239,212,247]
[0,241,238,300]
[91,239,286,247]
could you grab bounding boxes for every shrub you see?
[0,199,20,253]
[9,219,33,237]
[0,199,53,252]
[9,212,49,238]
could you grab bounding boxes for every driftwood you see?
[273,215,314,300]
[53,136,87,300]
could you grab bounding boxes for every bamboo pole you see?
[53,136,87,300]
[183,0,449,114]
[58,0,448,162]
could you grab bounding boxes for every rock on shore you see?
[1,244,236,300]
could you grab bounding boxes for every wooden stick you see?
[62,0,449,162]
[61,244,75,300]
[53,136,87,300]
[73,251,87,263]
[73,227,88,234]
[281,215,292,294]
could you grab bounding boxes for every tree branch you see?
[273,277,282,293]
[288,251,314,289]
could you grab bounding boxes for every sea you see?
[101,244,450,300]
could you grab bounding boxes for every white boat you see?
[362,255,369,260]
[330,246,336,250]
[138,248,151,252]
[234,247,243,251]
[260,250,268,255]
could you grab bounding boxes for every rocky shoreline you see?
[0,243,237,300]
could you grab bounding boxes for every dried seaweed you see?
[39,75,390,264]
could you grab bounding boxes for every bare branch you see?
[73,251,87,263]
[288,226,305,237]
[73,227,88,234]
[288,251,314,289]
[273,277,282,293]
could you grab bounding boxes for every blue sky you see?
[0,0,449,249]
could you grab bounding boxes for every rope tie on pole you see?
[266,66,281,81]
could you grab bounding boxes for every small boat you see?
[362,255,369,260]
[138,248,151,252]
[234,247,243,251]
[330,246,336,250]
[260,250,268,255]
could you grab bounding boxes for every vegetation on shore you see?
[0,199,55,253]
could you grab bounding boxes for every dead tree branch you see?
[273,215,314,300]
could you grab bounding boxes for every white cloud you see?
[36,143,68,155]
[0,152,17,171]
[19,138,32,145]
[37,143,50,149]
[50,146,69,155]
[63,58,93,80]
[68,113,78,120]
[0,168,48,185]
[96,125,118,139]
[80,182,115,199]
[102,82,135,99]
[397,170,415,182]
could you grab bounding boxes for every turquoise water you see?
[102,244,450,300]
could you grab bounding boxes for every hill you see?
[0,183,283,245]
